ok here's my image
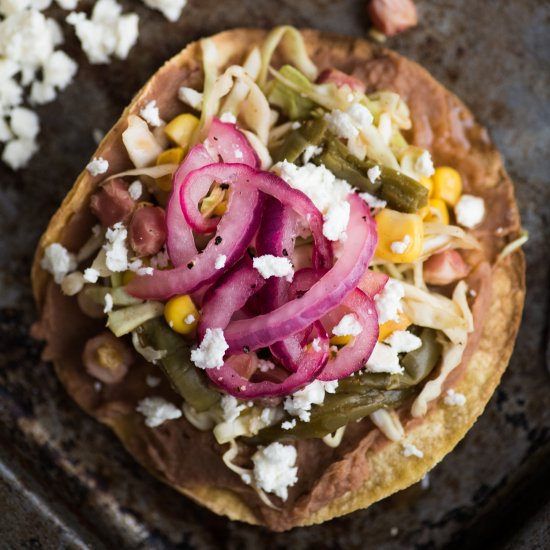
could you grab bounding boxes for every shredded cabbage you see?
[497,230,528,261]
[258,26,318,89]
[322,426,347,448]
[105,164,178,182]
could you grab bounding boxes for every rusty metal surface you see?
[1,0,549,548]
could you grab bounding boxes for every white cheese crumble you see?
[40,243,76,284]
[178,86,203,110]
[142,0,187,22]
[274,161,352,242]
[322,200,350,242]
[258,359,276,372]
[332,313,363,337]
[136,397,182,428]
[0,7,77,169]
[359,191,387,210]
[103,222,128,272]
[384,330,422,353]
[402,442,424,458]
[283,380,335,422]
[214,254,227,270]
[66,0,139,64]
[324,109,359,141]
[145,375,161,388]
[251,442,298,501]
[374,278,404,323]
[83,267,100,283]
[86,156,109,176]
[415,150,435,177]
[220,395,247,423]
[140,100,162,128]
[190,328,228,369]
[184,314,195,325]
[346,101,373,130]
[311,337,322,352]
[365,343,403,375]
[103,292,113,313]
[367,165,381,184]
[390,234,411,255]
[281,419,297,430]
[127,180,142,201]
[454,194,485,228]
[219,111,237,124]
[443,389,467,407]
[302,144,322,164]
[253,254,294,282]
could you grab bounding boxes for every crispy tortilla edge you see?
[31,28,526,530]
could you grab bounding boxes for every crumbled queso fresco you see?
[40,243,76,284]
[274,161,352,243]
[283,380,338,422]
[0,0,189,171]
[253,254,294,281]
[332,313,363,337]
[86,156,109,176]
[251,442,298,501]
[402,442,424,458]
[443,389,467,407]
[454,194,486,229]
[136,396,182,428]
[191,328,229,369]
[374,278,405,324]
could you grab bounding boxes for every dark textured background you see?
[0,1,549,548]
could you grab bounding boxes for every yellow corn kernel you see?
[375,208,424,263]
[121,270,136,286]
[164,295,200,335]
[378,314,411,341]
[330,335,352,347]
[419,175,434,198]
[432,167,462,206]
[164,113,199,149]
[424,198,449,224]
[156,147,184,191]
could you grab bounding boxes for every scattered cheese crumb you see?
[140,99,162,128]
[454,194,485,228]
[86,156,109,176]
[390,234,411,255]
[128,180,142,201]
[184,314,195,325]
[145,375,161,387]
[92,128,104,144]
[443,389,467,407]
[365,342,403,374]
[324,109,359,141]
[402,442,424,458]
[384,330,422,353]
[359,191,387,210]
[284,380,327,422]
[136,396,182,428]
[220,394,247,422]
[374,278,404,323]
[40,243,76,284]
[281,419,297,430]
[215,254,227,270]
[190,328,228,369]
[253,254,294,282]
[346,101,373,129]
[302,144,322,164]
[311,337,322,352]
[219,111,237,124]
[258,359,276,372]
[66,0,139,64]
[252,442,298,501]
[332,313,363,337]
[83,267,100,283]
[103,292,113,313]
[274,161,352,243]
[178,86,203,110]
[367,165,381,184]
[141,0,187,22]
[415,150,435,177]
[103,222,128,272]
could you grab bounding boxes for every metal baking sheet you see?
[1,0,549,547]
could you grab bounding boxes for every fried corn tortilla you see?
[31,29,525,531]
